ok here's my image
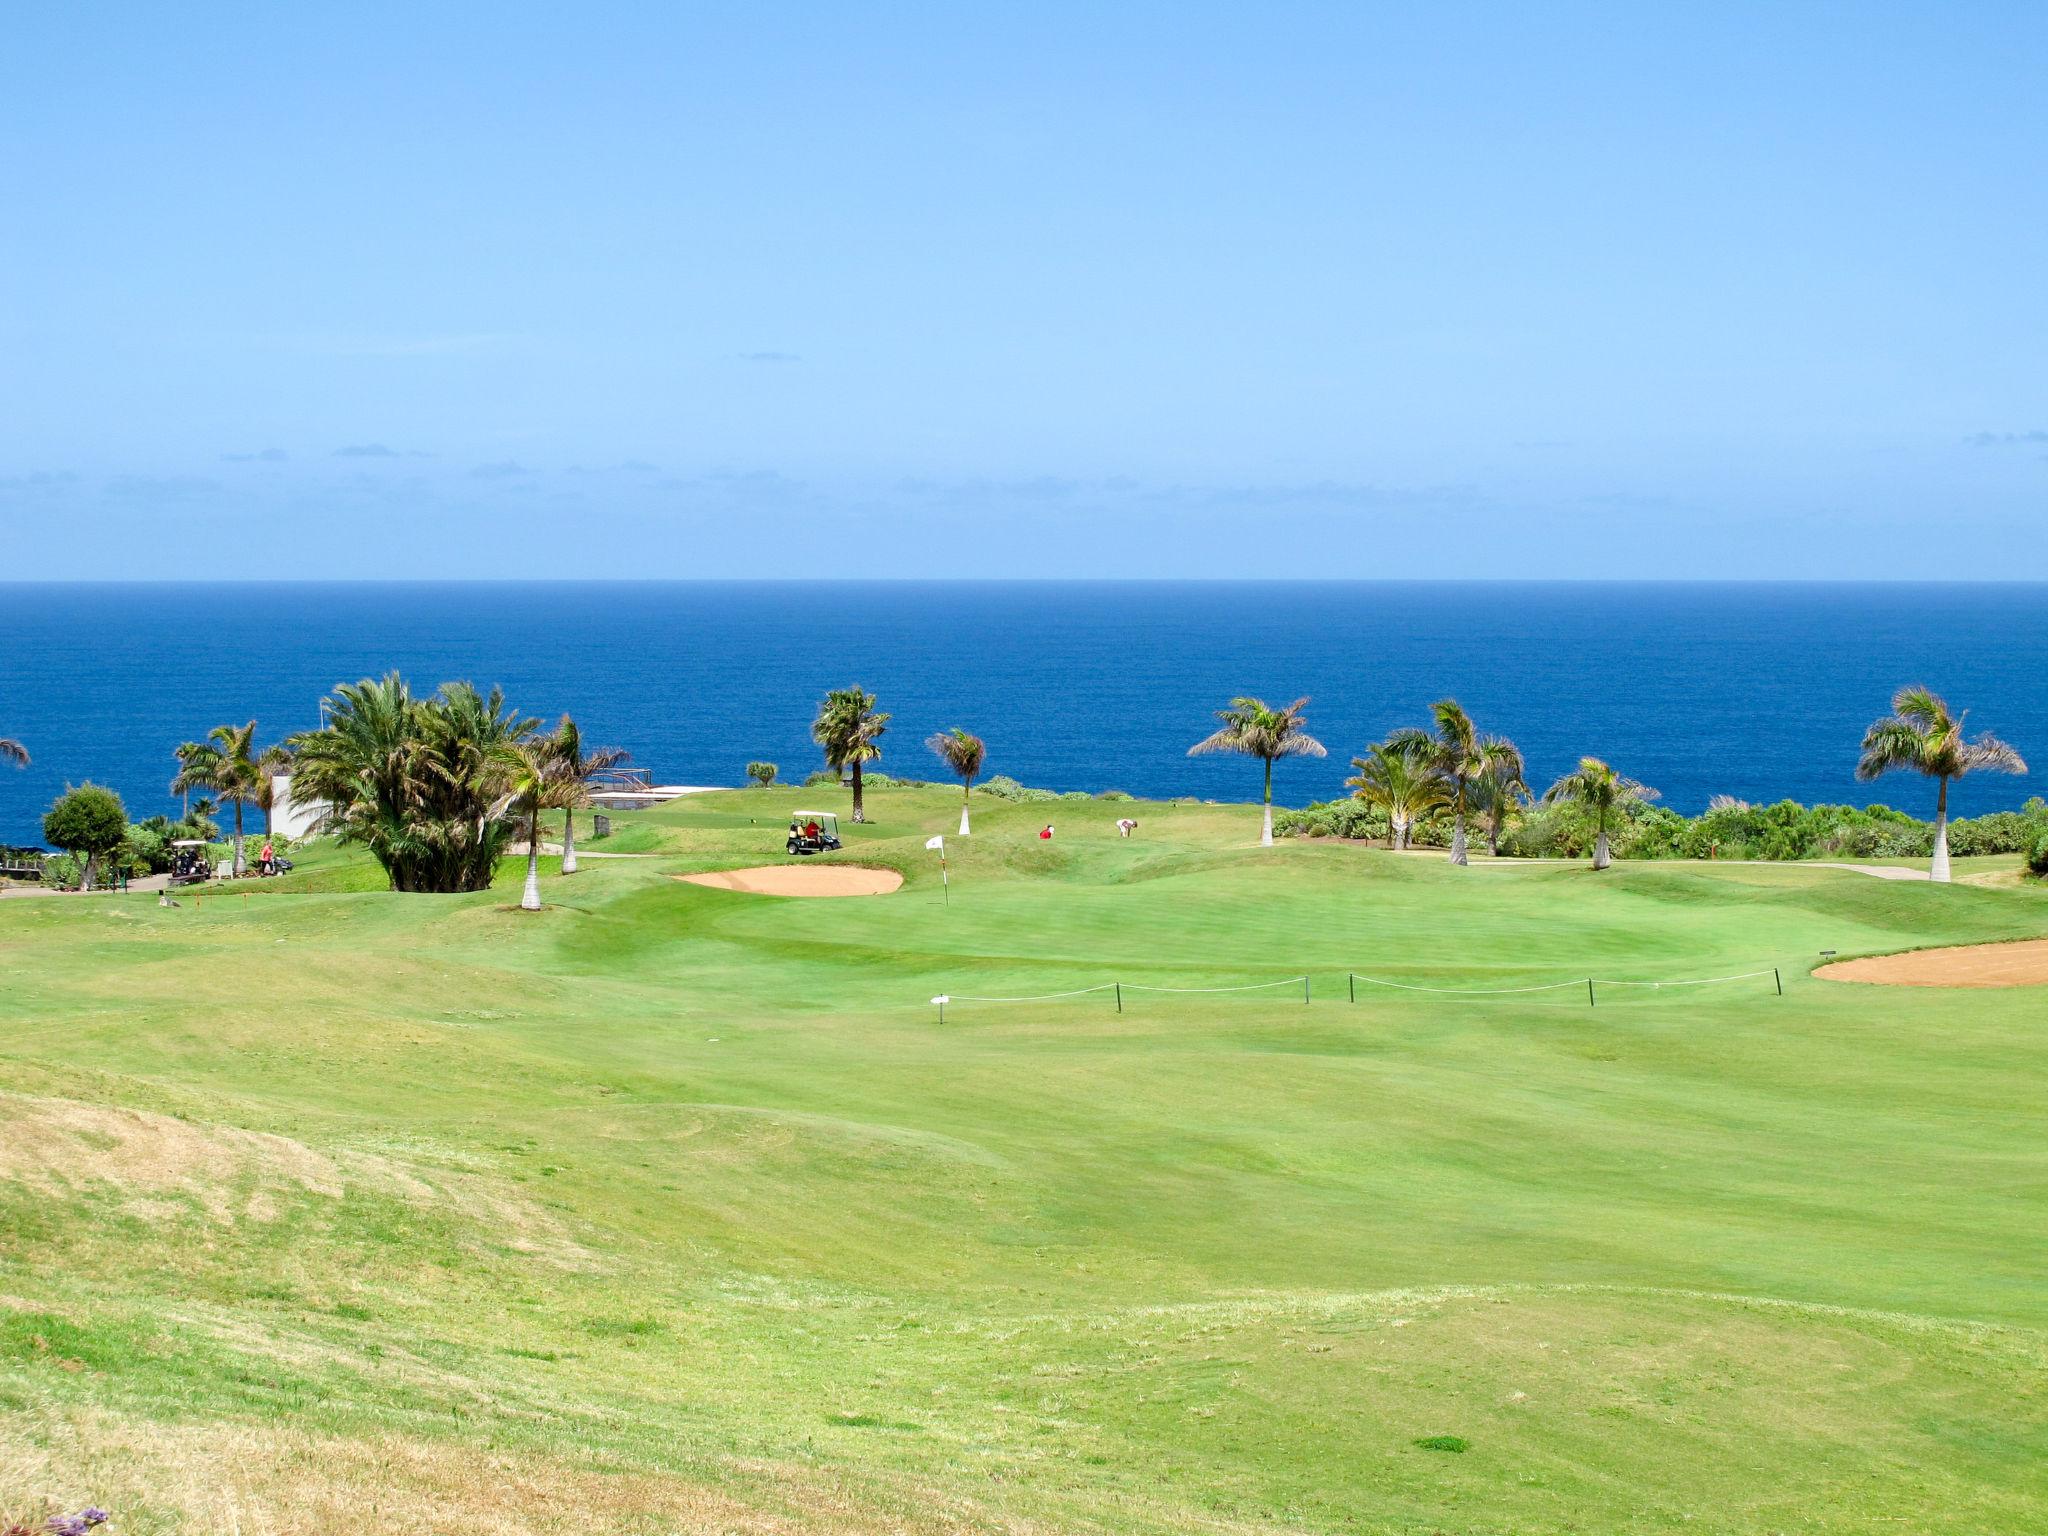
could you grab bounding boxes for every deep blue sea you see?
[3,582,2045,848]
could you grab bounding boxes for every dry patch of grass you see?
[1,1404,1042,1536]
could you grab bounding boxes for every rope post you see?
[1586,978,1595,1007]
[1115,982,1122,1014]
[1303,975,1310,1005]
[1774,967,1783,996]
[1349,972,1355,1004]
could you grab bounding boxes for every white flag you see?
[924,835,945,851]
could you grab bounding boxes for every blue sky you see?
[5,3,2046,578]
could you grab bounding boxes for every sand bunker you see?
[676,865,903,897]
[1817,937,2048,988]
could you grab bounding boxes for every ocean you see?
[2,582,2045,848]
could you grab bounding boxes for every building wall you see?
[270,774,329,840]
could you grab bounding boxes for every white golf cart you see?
[785,811,843,856]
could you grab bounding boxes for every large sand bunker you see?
[676,865,903,897]
[1817,937,2048,988]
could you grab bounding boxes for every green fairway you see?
[3,785,2044,1533]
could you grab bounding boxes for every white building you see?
[269,773,329,840]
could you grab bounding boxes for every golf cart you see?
[786,811,842,857]
[169,840,213,884]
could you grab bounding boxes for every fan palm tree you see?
[927,727,987,836]
[0,736,27,769]
[1542,756,1658,870]
[1189,696,1327,847]
[1386,699,1502,865]
[1346,737,1447,850]
[1470,735,1528,856]
[179,720,267,875]
[1857,686,2027,882]
[812,686,889,824]
[545,716,629,873]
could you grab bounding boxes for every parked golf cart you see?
[169,840,213,884]
[785,811,842,856]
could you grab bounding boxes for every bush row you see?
[1278,794,2048,864]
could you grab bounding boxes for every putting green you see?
[2,784,2044,1534]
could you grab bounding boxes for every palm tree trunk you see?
[522,804,543,910]
[851,761,865,823]
[1487,815,1501,857]
[1930,776,1951,883]
[1388,814,1401,851]
[959,782,971,837]
[1261,758,1275,847]
[562,808,577,874]
[1593,809,1611,871]
[1448,782,1468,865]
[80,852,96,893]
[232,802,245,877]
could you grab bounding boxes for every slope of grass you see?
[2,785,2044,1533]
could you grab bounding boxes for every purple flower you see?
[80,1516,108,1529]
[46,1520,86,1536]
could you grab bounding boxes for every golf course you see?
[3,784,2044,1533]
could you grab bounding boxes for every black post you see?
[1115,982,1122,1014]
[1774,967,1783,996]
[1586,978,1595,1007]
[1349,972,1356,1004]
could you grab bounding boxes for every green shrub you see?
[1274,799,1392,841]
[2026,831,2048,879]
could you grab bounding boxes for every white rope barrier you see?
[1591,969,1779,989]
[1348,966,1785,1003]
[943,983,1120,1003]
[1121,978,1307,995]
[1350,976,1587,995]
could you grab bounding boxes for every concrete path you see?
[1805,862,1933,881]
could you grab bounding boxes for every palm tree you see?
[188,796,220,841]
[1543,756,1658,870]
[1470,735,1528,857]
[1386,699,1502,865]
[288,674,536,893]
[812,686,889,824]
[1189,696,1327,847]
[507,741,555,912]
[1857,686,2027,882]
[546,716,629,873]
[0,736,27,769]
[1346,736,1447,850]
[169,740,204,818]
[179,721,266,875]
[927,727,987,836]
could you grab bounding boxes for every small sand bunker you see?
[1817,937,2048,988]
[676,865,903,897]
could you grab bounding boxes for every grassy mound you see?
[3,785,2044,1533]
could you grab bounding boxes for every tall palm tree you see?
[1189,696,1327,847]
[546,715,630,873]
[1346,736,1448,850]
[179,721,266,875]
[0,736,27,769]
[812,686,889,824]
[1470,735,1528,857]
[1543,756,1658,870]
[1387,699,1501,865]
[507,740,556,912]
[1857,686,2027,882]
[926,727,987,836]
[169,740,204,818]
